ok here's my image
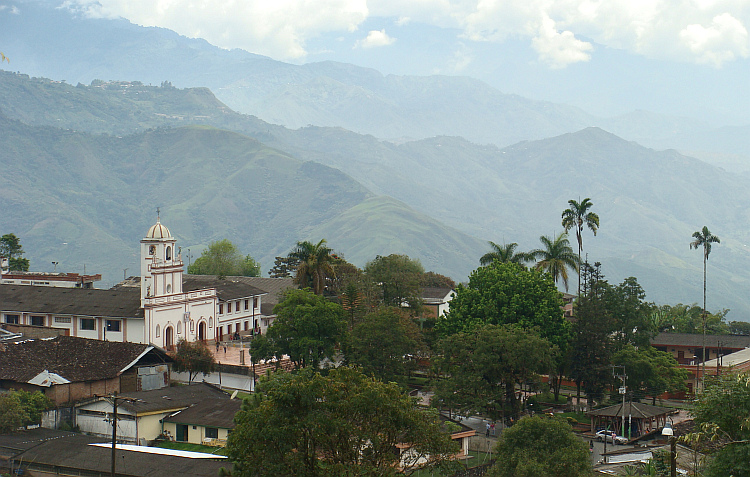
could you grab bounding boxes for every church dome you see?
[146,218,172,239]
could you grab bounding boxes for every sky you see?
[56,0,750,123]
[68,0,750,70]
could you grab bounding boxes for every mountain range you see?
[1,1,749,319]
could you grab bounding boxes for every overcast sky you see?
[69,0,749,69]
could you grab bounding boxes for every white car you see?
[595,430,628,444]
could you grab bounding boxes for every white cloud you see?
[355,29,396,48]
[62,0,750,68]
[532,17,593,68]
[680,13,749,67]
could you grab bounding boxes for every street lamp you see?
[662,418,677,477]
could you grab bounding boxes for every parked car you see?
[595,429,628,444]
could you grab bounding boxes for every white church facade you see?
[0,218,272,349]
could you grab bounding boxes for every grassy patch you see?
[152,440,228,456]
[557,411,589,424]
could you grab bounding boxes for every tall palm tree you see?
[561,198,599,294]
[529,233,581,292]
[690,226,720,390]
[291,239,336,295]
[479,241,530,266]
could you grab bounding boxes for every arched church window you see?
[156,324,160,338]
[177,321,182,334]
[167,284,172,294]
[149,245,156,255]
[166,246,172,261]
[209,316,213,327]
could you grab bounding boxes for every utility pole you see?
[613,365,627,439]
[97,392,136,477]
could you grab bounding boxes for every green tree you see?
[689,372,750,477]
[0,233,30,271]
[420,271,456,289]
[488,415,593,477]
[226,367,460,477]
[529,232,581,292]
[346,307,423,385]
[267,289,347,369]
[561,198,599,294]
[436,262,568,350]
[0,390,52,433]
[290,239,336,295]
[171,339,217,384]
[729,321,750,335]
[187,239,260,278]
[690,225,720,388]
[480,241,530,266]
[364,254,425,309]
[433,324,552,422]
[654,303,728,335]
[606,277,656,349]
[268,255,300,278]
[612,345,688,404]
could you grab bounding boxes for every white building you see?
[0,217,272,349]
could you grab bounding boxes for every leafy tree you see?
[488,415,593,477]
[171,339,217,384]
[689,372,750,477]
[420,271,456,289]
[606,277,656,349]
[480,241,530,266]
[267,289,347,369]
[290,239,336,295]
[433,324,552,422]
[612,345,687,404]
[187,239,260,278]
[561,198,599,294]
[729,320,750,335]
[436,262,568,350]
[0,390,52,433]
[364,254,425,309]
[0,233,30,271]
[653,303,728,335]
[268,255,299,278]
[346,307,424,385]
[529,232,580,292]
[226,367,460,477]
[690,225,720,387]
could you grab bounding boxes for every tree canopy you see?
[171,339,216,384]
[480,241,530,266]
[187,239,260,278]
[267,289,347,369]
[225,367,459,477]
[364,254,425,309]
[0,389,52,433]
[433,324,552,421]
[612,345,687,404]
[436,261,568,349]
[290,239,336,295]
[0,233,30,271]
[529,232,580,292]
[488,415,593,477]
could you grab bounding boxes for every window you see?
[205,427,219,439]
[236,323,240,333]
[236,302,240,312]
[54,316,72,324]
[156,325,160,337]
[166,246,172,261]
[4,314,19,324]
[106,320,121,332]
[219,304,224,314]
[253,297,258,309]
[31,316,45,326]
[244,299,249,310]
[190,320,194,332]
[149,245,156,255]
[209,317,213,327]
[80,318,95,331]
[244,321,248,330]
[167,284,172,293]
[177,321,182,334]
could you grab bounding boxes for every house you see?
[397,414,476,469]
[0,428,227,477]
[74,382,230,444]
[0,335,171,407]
[421,287,455,317]
[0,270,102,288]
[162,398,243,446]
[0,216,271,349]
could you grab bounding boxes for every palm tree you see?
[690,226,720,389]
[561,198,599,294]
[291,239,336,295]
[479,241,530,266]
[529,233,581,292]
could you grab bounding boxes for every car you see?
[595,429,628,444]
